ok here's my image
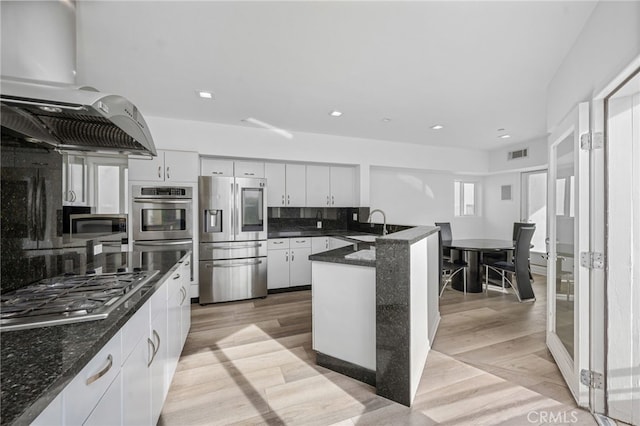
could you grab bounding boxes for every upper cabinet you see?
[129,150,199,182]
[306,165,356,207]
[200,158,234,177]
[234,161,265,178]
[63,153,87,206]
[200,158,265,178]
[265,163,306,207]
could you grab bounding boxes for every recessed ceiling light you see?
[198,91,213,99]
[499,134,511,139]
[431,124,444,130]
[329,110,343,117]
[382,118,391,122]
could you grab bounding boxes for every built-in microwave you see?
[132,186,193,241]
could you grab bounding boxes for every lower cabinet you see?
[267,238,312,289]
[64,331,122,425]
[34,254,192,426]
[84,372,123,426]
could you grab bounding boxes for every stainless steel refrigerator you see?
[198,176,267,304]
[1,140,64,293]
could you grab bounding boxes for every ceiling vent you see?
[508,148,528,160]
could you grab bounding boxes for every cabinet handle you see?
[180,287,187,304]
[158,166,162,178]
[147,338,156,367]
[332,195,335,205]
[291,251,295,261]
[166,166,170,179]
[244,172,255,176]
[281,195,285,205]
[285,253,288,262]
[185,261,190,266]
[153,329,161,355]
[71,190,76,202]
[326,196,329,205]
[273,241,284,245]
[173,273,181,280]
[287,195,290,205]
[86,354,113,385]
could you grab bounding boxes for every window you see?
[454,181,477,216]
[87,156,128,214]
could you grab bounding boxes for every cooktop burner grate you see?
[0,270,159,331]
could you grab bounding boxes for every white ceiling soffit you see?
[75,1,596,151]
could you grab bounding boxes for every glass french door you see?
[547,102,591,407]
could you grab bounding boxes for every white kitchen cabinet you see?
[63,153,87,205]
[179,260,191,347]
[289,239,312,287]
[64,331,122,425]
[311,237,330,254]
[129,150,198,182]
[122,305,152,426]
[267,238,312,289]
[84,372,123,426]
[200,157,234,177]
[150,291,168,425]
[266,163,306,207]
[167,269,183,381]
[306,165,331,207]
[330,166,356,207]
[31,392,62,426]
[235,160,265,178]
[267,239,290,290]
[306,165,356,207]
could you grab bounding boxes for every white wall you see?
[547,1,640,131]
[369,166,484,239]
[483,172,521,240]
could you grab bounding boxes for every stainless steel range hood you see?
[0,78,157,156]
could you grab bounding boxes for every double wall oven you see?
[199,176,267,304]
[132,185,194,276]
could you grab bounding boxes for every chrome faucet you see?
[368,209,388,236]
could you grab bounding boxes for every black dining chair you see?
[483,225,536,302]
[438,229,467,296]
[435,222,452,261]
[513,222,535,281]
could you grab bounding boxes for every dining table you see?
[442,239,515,293]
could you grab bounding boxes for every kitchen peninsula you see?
[310,225,441,407]
[0,248,192,425]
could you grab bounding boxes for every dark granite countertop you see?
[309,242,376,268]
[0,248,190,425]
[268,229,380,239]
[376,225,440,245]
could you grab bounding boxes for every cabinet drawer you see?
[64,331,122,425]
[122,302,150,363]
[289,238,311,248]
[235,161,265,178]
[268,239,290,250]
[150,281,168,321]
[201,158,234,177]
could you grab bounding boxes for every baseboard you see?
[316,351,376,386]
[268,285,311,294]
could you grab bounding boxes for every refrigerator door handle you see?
[235,183,240,238]
[31,176,39,241]
[39,177,47,241]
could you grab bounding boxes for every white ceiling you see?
[75,1,597,151]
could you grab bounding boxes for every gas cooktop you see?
[0,270,159,331]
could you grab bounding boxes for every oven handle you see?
[135,239,193,246]
[210,243,263,250]
[205,259,263,268]
[133,199,191,204]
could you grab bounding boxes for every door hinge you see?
[580,132,603,150]
[580,369,604,389]
[580,251,605,269]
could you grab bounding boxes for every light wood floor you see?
[159,276,597,425]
